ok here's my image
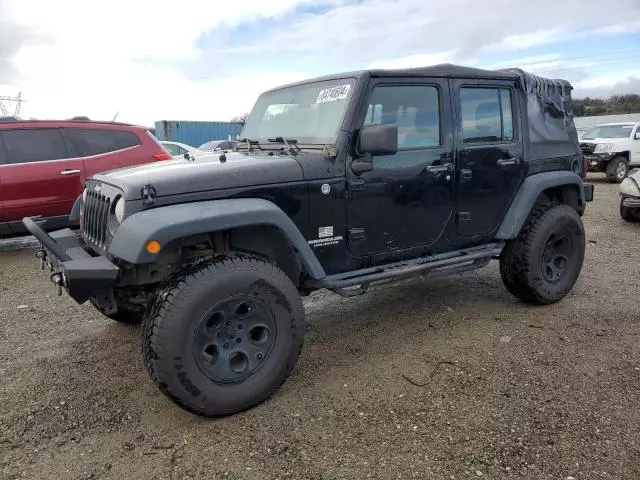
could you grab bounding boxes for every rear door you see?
[0,142,9,235]
[64,127,142,177]
[452,80,525,238]
[0,128,85,225]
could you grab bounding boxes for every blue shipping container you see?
[154,120,244,148]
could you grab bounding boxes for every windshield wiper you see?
[237,138,262,152]
[267,136,301,155]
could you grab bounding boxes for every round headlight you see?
[620,177,640,197]
[114,197,125,223]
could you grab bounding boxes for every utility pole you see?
[0,92,25,118]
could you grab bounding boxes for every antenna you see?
[112,111,120,122]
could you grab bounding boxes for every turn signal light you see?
[153,153,172,160]
[146,240,161,254]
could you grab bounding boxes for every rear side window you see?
[1,129,69,164]
[65,128,140,157]
[460,87,514,144]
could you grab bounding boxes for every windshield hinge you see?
[321,144,338,159]
[141,184,157,207]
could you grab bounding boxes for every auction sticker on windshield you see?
[316,85,351,104]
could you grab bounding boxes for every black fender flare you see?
[495,171,586,240]
[108,198,327,279]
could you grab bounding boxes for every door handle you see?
[426,163,453,173]
[497,158,520,167]
[60,169,81,175]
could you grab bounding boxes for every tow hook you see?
[35,248,46,270]
[50,272,64,296]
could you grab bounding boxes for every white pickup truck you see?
[579,121,640,183]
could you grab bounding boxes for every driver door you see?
[346,79,455,257]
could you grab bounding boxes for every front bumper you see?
[584,154,613,171]
[22,217,119,304]
[621,195,640,208]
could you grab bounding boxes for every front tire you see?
[500,204,585,305]
[142,256,304,417]
[606,156,629,183]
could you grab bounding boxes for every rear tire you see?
[500,204,585,305]
[606,156,629,183]
[141,256,304,417]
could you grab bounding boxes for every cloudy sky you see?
[1,0,639,126]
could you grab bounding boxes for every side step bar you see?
[306,242,505,297]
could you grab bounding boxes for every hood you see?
[93,151,304,199]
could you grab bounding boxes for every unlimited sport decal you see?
[308,226,343,248]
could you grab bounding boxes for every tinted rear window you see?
[65,128,140,157]
[1,129,69,164]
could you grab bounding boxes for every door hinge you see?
[349,227,366,240]
[458,212,471,222]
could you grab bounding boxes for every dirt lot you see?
[1,175,640,480]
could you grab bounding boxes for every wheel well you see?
[614,152,630,161]
[228,226,303,287]
[537,184,582,214]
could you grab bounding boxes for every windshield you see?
[240,78,357,144]
[199,141,222,151]
[582,125,633,140]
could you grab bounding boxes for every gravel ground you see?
[1,175,639,480]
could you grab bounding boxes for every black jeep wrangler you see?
[24,64,594,417]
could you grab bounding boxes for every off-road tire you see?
[141,256,304,417]
[90,298,145,325]
[620,200,640,222]
[606,156,629,183]
[500,203,585,305]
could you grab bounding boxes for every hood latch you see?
[141,184,157,207]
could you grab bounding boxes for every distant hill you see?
[573,94,640,117]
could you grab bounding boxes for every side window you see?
[65,128,140,157]
[364,85,440,150]
[1,129,69,164]
[460,87,514,144]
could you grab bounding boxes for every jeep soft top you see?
[24,63,593,417]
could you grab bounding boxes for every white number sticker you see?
[316,84,351,104]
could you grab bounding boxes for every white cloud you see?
[1,0,639,125]
[365,51,457,70]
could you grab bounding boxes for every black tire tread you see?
[141,255,304,417]
[500,203,584,305]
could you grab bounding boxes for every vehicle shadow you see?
[2,266,548,434]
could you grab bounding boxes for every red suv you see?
[0,119,171,236]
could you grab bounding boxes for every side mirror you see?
[634,132,640,140]
[358,124,398,156]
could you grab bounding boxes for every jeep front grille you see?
[83,190,112,246]
[580,143,596,155]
